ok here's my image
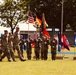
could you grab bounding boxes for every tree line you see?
[0,0,76,33]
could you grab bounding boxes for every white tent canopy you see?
[0,22,36,34]
[18,22,36,31]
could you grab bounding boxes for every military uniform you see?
[19,37,25,58]
[34,38,41,60]
[41,37,49,60]
[8,33,15,61]
[13,28,26,61]
[0,31,11,62]
[50,36,57,60]
[25,38,33,60]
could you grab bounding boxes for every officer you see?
[34,34,41,60]
[50,35,57,60]
[0,30,11,62]
[25,34,33,60]
[8,33,16,61]
[13,27,26,61]
[41,36,49,60]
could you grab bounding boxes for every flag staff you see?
[61,0,64,35]
[60,0,64,57]
[28,5,30,36]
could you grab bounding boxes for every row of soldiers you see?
[0,27,57,62]
[0,27,26,62]
[25,34,57,60]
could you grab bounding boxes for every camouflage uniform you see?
[34,38,41,60]
[13,28,26,61]
[50,36,57,60]
[19,37,25,58]
[0,31,11,62]
[25,36,33,60]
[41,37,49,60]
[8,33,15,61]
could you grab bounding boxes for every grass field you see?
[0,47,76,75]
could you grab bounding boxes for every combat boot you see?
[20,57,26,61]
[0,58,2,61]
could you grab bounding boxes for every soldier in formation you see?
[50,35,57,60]
[13,27,26,61]
[34,34,41,60]
[41,36,49,60]
[8,33,15,61]
[19,35,25,58]
[25,34,33,60]
[0,30,11,62]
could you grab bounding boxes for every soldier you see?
[19,35,25,58]
[50,35,57,60]
[0,30,11,62]
[41,36,49,60]
[8,33,16,61]
[34,34,41,60]
[25,34,33,60]
[13,27,26,61]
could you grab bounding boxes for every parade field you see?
[0,47,76,75]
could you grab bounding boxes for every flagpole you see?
[61,0,63,35]
[28,5,30,36]
[28,23,29,36]
[61,0,64,57]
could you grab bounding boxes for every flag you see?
[58,34,70,52]
[42,13,50,38]
[27,10,34,23]
[28,16,34,23]
[58,34,62,52]
[43,28,50,38]
[36,17,42,26]
[61,34,70,50]
[42,13,48,28]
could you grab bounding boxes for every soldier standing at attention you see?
[50,35,57,60]
[8,33,16,61]
[41,36,49,60]
[0,30,11,62]
[25,35,33,60]
[13,27,26,61]
[34,34,41,60]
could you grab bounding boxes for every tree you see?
[0,0,27,33]
[64,0,76,31]
[28,0,76,32]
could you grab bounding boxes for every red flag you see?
[61,34,70,50]
[43,28,50,38]
[42,13,50,38]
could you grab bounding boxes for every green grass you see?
[0,47,76,75]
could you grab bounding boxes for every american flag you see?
[27,10,34,23]
[28,16,34,23]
